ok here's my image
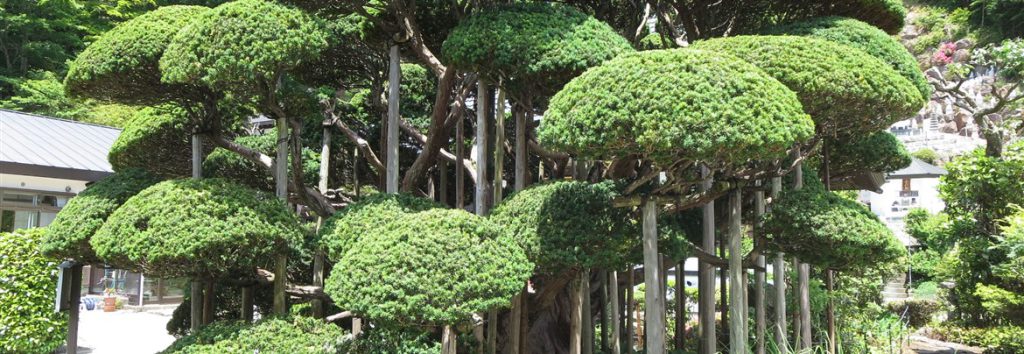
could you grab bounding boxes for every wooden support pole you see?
[514,106,527,192]
[386,44,400,194]
[476,81,489,215]
[610,270,621,354]
[771,176,788,354]
[443,325,457,354]
[755,185,767,354]
[583,268,594,354]
[601,269,609,352]
[203,282,214,325]
[798,263,811,350]
[273,118,288,315]
[456,114,465,209]
[626,268,635,353]
[241,286,254,322]
[674,261,686,351]
[190,134,204,331]
[698,166,717,354]
[312,126,330,319]
[827,271,837,354]
[571,271,584,354]
[728,189,746,354]
[643,200,665,354]
[493,88,506,205]
[66,264,83,354]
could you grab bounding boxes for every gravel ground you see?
[61,307,177,354]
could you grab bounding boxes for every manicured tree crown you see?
[828,0,907,34]
[442,3,633,102]
[324,209,532,325]
[763,16,930,99]
[203,129,320,192]
[108,106,197,179]
[538,49,814,166]
[160,0,328,93]
[319,193,442,261]
[826,131,911,177]
[64,5,209,104]
[691,35,924,136]
[40,169,160,263]
[763,186,904,271]
[489,181,634,273]
[91,178,304,278]
[161,316,346,353]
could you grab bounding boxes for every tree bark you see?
[443,325,457,354]
[827,271,836,354]
[493,88,506,205]
[642,200,665,354]
[698,166,717,354]
[571,272,584,354]
[386,45,400,193]
[456,112,465,208]
[728,189,746,354]
[770,175,787,352]
[600,269,609,352]
[476,81,489,215]
[798,263,811,350]
[674,261,686,351]
[515,106,528,192]
[203,282,214,325]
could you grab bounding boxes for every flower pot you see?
[103,297,116,312]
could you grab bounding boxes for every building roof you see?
[887,157,947,179]
[0,109,120,181]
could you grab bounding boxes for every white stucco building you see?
[859,157,948,246]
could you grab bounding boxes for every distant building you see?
[859,157,948,247]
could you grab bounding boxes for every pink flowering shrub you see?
[932,42,957,65]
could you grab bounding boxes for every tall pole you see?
[754,185,767,354]
[583,268,594,354]
[273,120,288,315]
[456,113,465,209]
[626,268,635,353]
[728,189,746,354]
[571,270,584,354]
[66,264,83,354]
[312,125,331,318]
[698,166,716,354]
[610,270,621,354]
[476,81,489,215]
[772,176,787,353]
[674,261,686,351]
[642,199,665,354]
[386,44,400,194]
[509,103,528,354]
[493,89,506,205]
[190,134,204,331]
[823,142,837,354]
[792,159,811,350]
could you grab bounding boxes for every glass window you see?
[39,195,59,207]
[12,210,37,230]
[1,210,13,232]
[39,212,57,227]
[2,192,35,206]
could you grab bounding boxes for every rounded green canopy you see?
[324,208,531,326]
[763,16,930,99]
[763,186,905,271]
[40,169,160,263]
[691,35,924,136]
[442,3,633,102]
[160,0,328,93]
[91,178,304,278]
[489,181,633,273]
[64,5,209,104]
[539,48,814,166]
[162,316,345,353]
[203,130,319,192]
[826,131,911,178]
[108,106,197,179]
[319,193,442,262]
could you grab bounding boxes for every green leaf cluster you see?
[442,3,633,101]
[489,181,634,273]
[637,33,674,51]
[203,129,320,192]
[340,326,441,354]
[539,48,813,166]
[161,316,345,354]
[108,106,199,179]
[319,193,442,261]
[763,186,905,271]
[324,208,531,326]
[763,16,931,99]
[0,228,67,354]
[41,169,161,263]
[91,178,304,278]
[826,131,911,176]
[940,141,1024,225]
[64,5,210,104]
[691,35,925,136]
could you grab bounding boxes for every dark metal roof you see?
[0,109,120,181]
[887,157,947,179]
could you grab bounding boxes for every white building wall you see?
[0,173,90,195]
[860,176,944,246]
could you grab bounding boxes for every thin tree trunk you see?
[515,105,528,192]
[190,134,204,332]
[456,113,465,209]
[699,166,717,354]
[440,160,448,205]
[610,270,621,354]
[827,271,836,354]
[600,269,609,352]
[728,189,746,354]
[643,200,665,354]
[67,265,83,354]
[509,103,528,354]
[386,45,400,194]
[626,268,635,353]
[798,264,811,350]
[241,287,254,322]
[719,238,728,337]
[203,282,214,325]
[443,325,457,354]
[493,89,506,205]
[312,126,331,319]
[675,261,686,351]
[583,268,594,354]
[274,119,288,315]
[571,272,584,354]
[488,309,498,354]
[755,186,767,354]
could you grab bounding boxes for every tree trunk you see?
[583,269,593,354]
[67,265,83,354]
[515,106,528,192]
[443,325,457,354]
[203,282,214,325]
[798,263,811,350]
[755,187,767,354]
[600,269,609,352]
[571,272,584,354]
[493,89,506,205]
[241,286,254,322]
[699,166,717,354]
[719,238,728,337]
[610,270,621,354]
[728,189,746,354]
[312,126,331,319]
[643,200,665,354]
[386,45,400,193]
[456,113,465,209]
[826,271,836,354]
[190,134,204,331]
[488,309,498,354]
[440,160,448,205]
[674,261,686,351]
[770,176,787,353]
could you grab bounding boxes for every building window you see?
[902,178,912,191]
[0,189,71,231]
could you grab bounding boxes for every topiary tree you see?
[319,193,442,261]
[203,130,320,192]
[0,228,68,354]
[91,178,305,278]
[108,106,200,179]
[161,316,345,353]
[762,16,931,99]
[489,181,633,274]
[324,208,531,326]
[825,131,911,178]
[691,35,924,136]
[40,169,161,263]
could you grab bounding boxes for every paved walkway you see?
[63,308,177,354]
[908,335,984,354]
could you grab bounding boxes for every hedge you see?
[489,181,634,272]
[826,131,911,177]
[40,169,160,263]
[319,193,442,261]
[691,35,924,136]
[539,48,813,166]
[64,5,209,104]
[0,228,67,354]
[341,326,441,354]
[763,16,931,99]
[161,316,344,354]
[203,129,319,192]
[324,208,531,325]
[442,3,633,101]
[91,178,304,278]
[108,106,198,179]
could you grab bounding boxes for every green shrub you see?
[0,228,68,354]
[109,106,199,179]
[638,33,674,50]
[975,283,1024,322]
[91,178,304,278]
[691,35,925,136]
[341,326,441,354]
[442,3,633,101]
[41,169,160,263]
[539,48,813,166]
[912,281,940,300]
[161,316,345,353]
[912,148,940,164]
[324,209,531,326]
[884,299,941,328]
[318,193,442,261]
[489,181,634,273]
[933,324,1024,354]
[203,129,319,192]
[64,5,210,104]
[826,131,911,176]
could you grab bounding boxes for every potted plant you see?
[103,288,117,312]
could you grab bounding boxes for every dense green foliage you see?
[160,0,328,95]
[161,316,344,353]
[0,228,67,354]
[91,178,304,278]
[913,148,940,164]
[826,131,912,176]
[108,106,197,179]
[941,141,1024,227]
[203,130,319,192]
[539,49,814,165]
[763,16,931,98]
[443,3,633,101]
[0,71,139,127]
[64,6,209,104]
[691,35,925,135]
[637,33,674,50]
[340,326,441,354]
[933,323,1024,354]
[319,193,442,261]
[489,181,633,272]
[41,169,160,263]
[763,186,904,271]
[325,208,531,325]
